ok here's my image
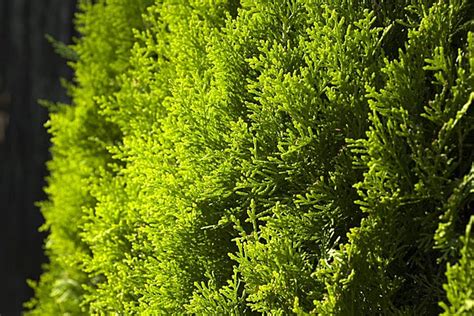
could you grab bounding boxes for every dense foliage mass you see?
[27,0,473,314]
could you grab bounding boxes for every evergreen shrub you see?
[27,0,473,314]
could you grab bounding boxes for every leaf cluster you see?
[27,0,473,315]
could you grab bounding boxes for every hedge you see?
[27,0,473,314]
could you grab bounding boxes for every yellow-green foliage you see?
[27,0,473,314]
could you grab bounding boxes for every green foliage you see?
[440,215,474,315]
[27,0,473,314]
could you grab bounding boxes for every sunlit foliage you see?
[27,0,473,314]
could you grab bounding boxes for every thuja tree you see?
[27,0,473,314]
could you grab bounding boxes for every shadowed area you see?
[0,0,76,314]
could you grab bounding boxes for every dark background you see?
[0,0,77,314]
